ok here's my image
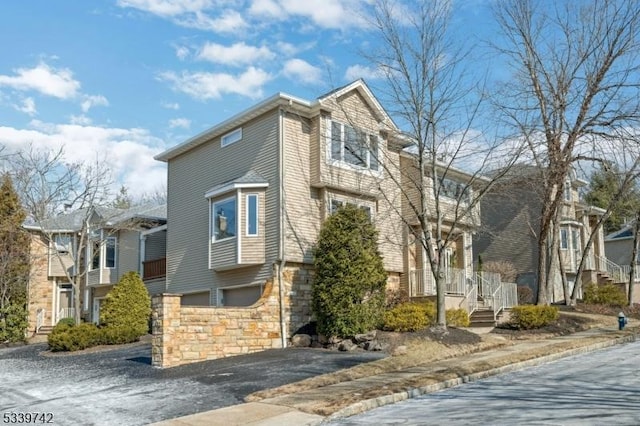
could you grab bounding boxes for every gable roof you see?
[23,204,167,233]
[155,79,399,162]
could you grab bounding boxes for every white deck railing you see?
[620,264,640,282]
[57,307,75,322]
[410,268,518,317]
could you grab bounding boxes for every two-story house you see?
[25,204,166,335]
[156,80,493,337]
[604,221,640,304]
[474,167,608,302]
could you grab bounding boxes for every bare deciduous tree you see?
[355,0,521,328]
[494,0,640,304]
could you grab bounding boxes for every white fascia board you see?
[141,224,168,236]
[204,182,269,199]
[155,93,314,162]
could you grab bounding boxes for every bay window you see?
[329,120,379,171]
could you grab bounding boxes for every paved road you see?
[0,342,384,425]
[328,340,640,426]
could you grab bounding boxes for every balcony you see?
[143,258,166,280]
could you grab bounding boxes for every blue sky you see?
[0,0,494,198]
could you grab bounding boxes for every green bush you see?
[583,283,627,306]
[0,302,28,343]
[100,326,141,345]
[509,305,559,330]
[312,204,388,337]
[48,323,102,352]
[446,308,470,327]
[383,303,430,331]
[57,317,76,327]
[100,271,151,337]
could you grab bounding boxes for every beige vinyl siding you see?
[87,269,100,286]
[117,229,140,277]
[145,231,166,261]
[166,109,280,299]
[283,112,322,264]
[48,235,75,277]
[239,190,266,265]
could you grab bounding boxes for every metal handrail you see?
[460,283,478,316]
[58,307,75,322]
[595,255,624,282]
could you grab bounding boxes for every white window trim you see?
[211,195,237,243]
[328,197,375,220]
[246,193,259,236]
[221,128,242,147]
[326,119,382,175]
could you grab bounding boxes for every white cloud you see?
[197,42,275,66]
[174,45,191,60]
[116,0,212,17]
[161,101,180,110]
[344,64,385,82]
[81,94,109,113]
[168,118,191,129]
[177,10,247,33]
[249,0,282,18]
[159,66,272,100]
[14,97,37,116]
[0,121,166,198]
[266,0,370,29]
[282,59,322,85]
[69,114,92,125]
[0,62,80,99]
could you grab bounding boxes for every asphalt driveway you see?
[0,342,385,425]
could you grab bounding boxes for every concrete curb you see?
[324,331,638,421]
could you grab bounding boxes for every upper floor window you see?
[90,236,117,269]
[329,120,379,171]
[563,181,572,201]
[560,228,569,250]
[329,198,373,221]
[212,196,236,242]
[54,234,72,253]
[221,128,242,147]
[440,177,470,202]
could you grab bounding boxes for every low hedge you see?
[48,322,143,352]
[583,283,627,306]
[383,301,470,331]
[509,305,559,330]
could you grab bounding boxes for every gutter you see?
[278,107,287,350]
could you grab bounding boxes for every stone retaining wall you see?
[152,279,283,368]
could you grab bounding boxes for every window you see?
[560,228,569,250]
[91,240,101,270]
[105,237,116,268]
[563,181,572,201]
[440,177,469,201]
[212,196,237,241]
[329,199,373,221]
[246,194,258,236]
[221,128,242,147]
[54,234,72,253]
[571,229,580,252]
[329,120,379,171]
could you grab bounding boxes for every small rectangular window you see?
[105,237,116,268]
[221,128,242,147]
[212,196,237,241]
[564,183,572,201]
[330,199,343,215]
[54,234,72,253]
[560,228,568,250]
[91,240,101,270]
[247,194,258,236]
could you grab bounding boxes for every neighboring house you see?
[155,79,500,336]
[474,167,609,302]
[24,204,166,334]
[604,222,640,304]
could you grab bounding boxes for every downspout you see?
[278,107,287,349]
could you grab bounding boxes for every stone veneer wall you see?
[152,279,284,368]
[27,233,54,334]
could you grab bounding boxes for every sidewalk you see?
[153,324,638,426]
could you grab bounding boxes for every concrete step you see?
[36,326,54,335]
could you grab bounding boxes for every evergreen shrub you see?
[446,308,470,327]
[583,283,627,306]
[509,305,559,330]
[312,204,387,337]
[383,303,430,331]
[100,271,151,337]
